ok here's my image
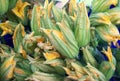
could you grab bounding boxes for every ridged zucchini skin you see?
[99,61,115,81]
[0,0,9,15]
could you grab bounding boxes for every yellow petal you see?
[27,9,32,19]
[48,1,53,17]
[44,0,49,8]
[19,45,27,58]
[63,67,71,75]
[42,29,64,41]
[2,56,15,68]
[21,24,26,37]
[0,56,16,80]
[97,27,115,42]
[19,2,30,18]
[0,21,14,36]
[12,0,30,20]
[43,0,53,17]
[69,0,77,15]
[53,30,65,42]
[36,5,41,27]
[36,37,45,43]
[6,61,16,80]
[98,14,111,25]
[111,0,118,5]
[42,28,52,35]
[1,31,8,36]
[44,51,61,60]
[70,13,77,21]
[112,38,119,46]
[102,46,112,62]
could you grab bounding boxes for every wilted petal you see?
[44,52,61,60]
[0,56,16,81]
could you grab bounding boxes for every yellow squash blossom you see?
[12,0,30,20]
[0,21,17,36]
